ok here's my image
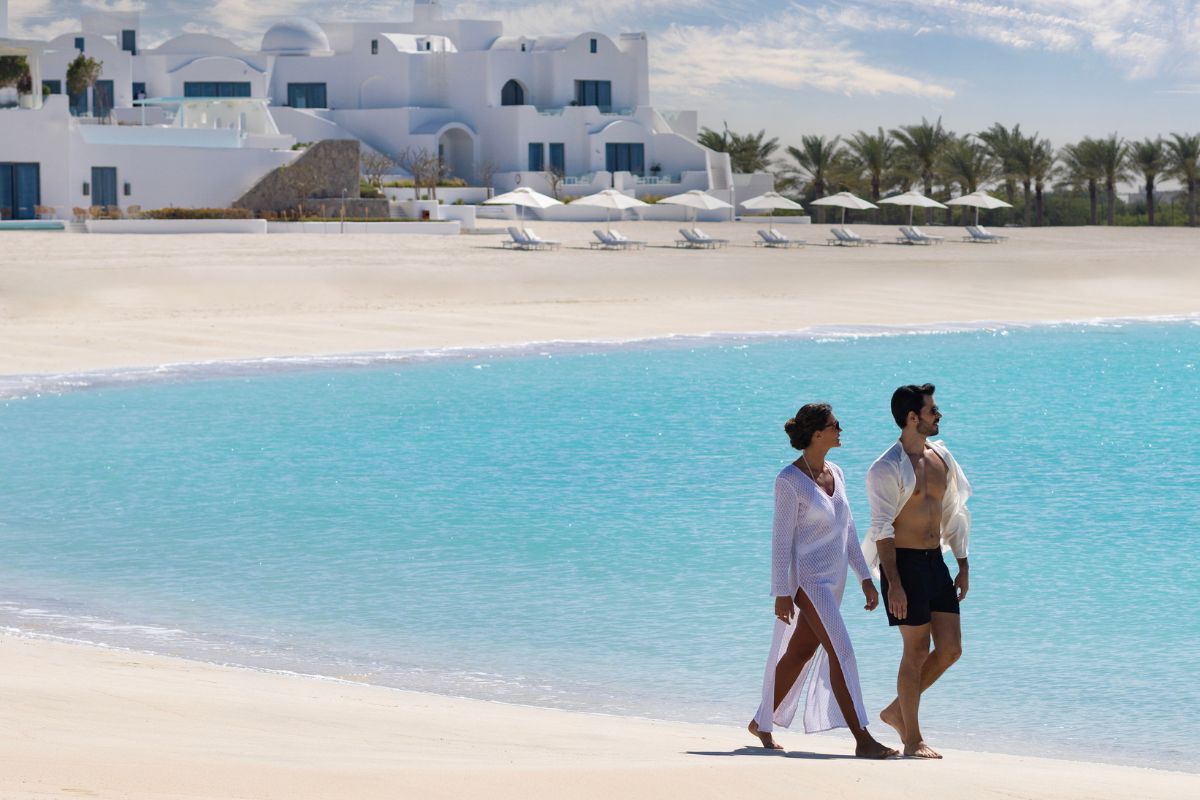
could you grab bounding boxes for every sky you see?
[7,0,1200,149]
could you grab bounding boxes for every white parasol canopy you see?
[946,190,1013,225]
[569,189,650,231]
[740,191,805,213]
[658,190,734,225]
[482,186,563,222]
[878,190,949,226]
[808,191,879,228]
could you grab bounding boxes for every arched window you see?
[501,79,525,106]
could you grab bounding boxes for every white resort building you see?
[0,0,756,221]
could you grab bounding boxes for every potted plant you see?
[16,69,34,108]
[66,54,103,116]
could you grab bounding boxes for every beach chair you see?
[770,228,805,247]
[676,228,708,248]
[691,228,729,248]
[963,225,1007,243]
[591,229,620,249]
[609,229,646,250]
[829,227,876,246]
[898,226,933,245]
[976,225,1009,242]
[755,229,803,248]
[911,226,944,243]
[522,227,561,250]
[503,226,532,249]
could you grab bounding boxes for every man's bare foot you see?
[855,738,901,759]
[880,701,906,741]
[747,720,784,750]
[903,741,942,759]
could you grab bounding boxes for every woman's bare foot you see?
[880,701,906,741]
[855,737,900,759]
[903,740,942,759]
[747,720,784,750]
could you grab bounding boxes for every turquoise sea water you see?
[1,320,1197,771]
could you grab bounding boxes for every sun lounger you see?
[676,228,719,248]
[522,227,561,250]
[911,226,944,243]
[897,226,940,245]
[976,225,1008,242]
[828,227,877,246]
[609,229,647,249]
[591,229,620,249]
[504,226,534,249]
[755,229,804,248]
[770,228,805,247]
[691,228,729,247]
[962,226,1008,243]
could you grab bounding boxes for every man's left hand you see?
[955,569,969,602]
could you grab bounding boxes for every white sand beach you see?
[1,223,1197,375]
[1,634,1195,800]
[2,223,1199,798]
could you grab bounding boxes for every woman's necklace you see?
[801,452,826,484]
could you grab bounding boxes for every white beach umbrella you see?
[482,186,563,222]
[658,189,734,225]
[569,189,649,231]
[878,189,949,226]
[946,189,1013,226]
[740,191,804,220]
[808,191,879,229]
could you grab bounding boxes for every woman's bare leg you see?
[749,616,820,748]
[792,587,899,759]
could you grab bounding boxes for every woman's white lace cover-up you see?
[753,462,872,734]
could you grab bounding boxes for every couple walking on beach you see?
[748,383,972,759]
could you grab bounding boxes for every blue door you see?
[605,143,645,176]
[0,163,41,220]
[92,167,118,208]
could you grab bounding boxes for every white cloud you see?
[651,10,956,104]
[842,0,1198,80]
[81,0,147,11]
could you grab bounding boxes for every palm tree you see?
[697,126,729,154]
[1009,134,1037,227]
[1130,138,1168,225]
[1094,133,1129,225]
[939,137,994,225]
[786,135,843,223]
[697,126,780,174]
[1060,138,1103,225]
[977,123,1023,209]
[844,127,894,203]
[1030,139,1056,226]
[1167,133,1200,226]
[891,117,949,223]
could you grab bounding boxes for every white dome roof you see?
[261,18,330,55]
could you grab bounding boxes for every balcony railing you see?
[636,174,678,185]
[562,173,596,185]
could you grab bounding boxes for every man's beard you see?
[918,420,939,436]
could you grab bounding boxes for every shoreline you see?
[0,632,1196,800]
[3,312,1196,398]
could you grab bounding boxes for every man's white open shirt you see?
[862,440,972,577]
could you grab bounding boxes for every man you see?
[863,384,972,759]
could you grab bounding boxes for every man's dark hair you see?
[891,383,935,428]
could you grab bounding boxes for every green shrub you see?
[291,141,314,151]
[143,208,253,220]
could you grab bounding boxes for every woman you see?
[748,403,897,758]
